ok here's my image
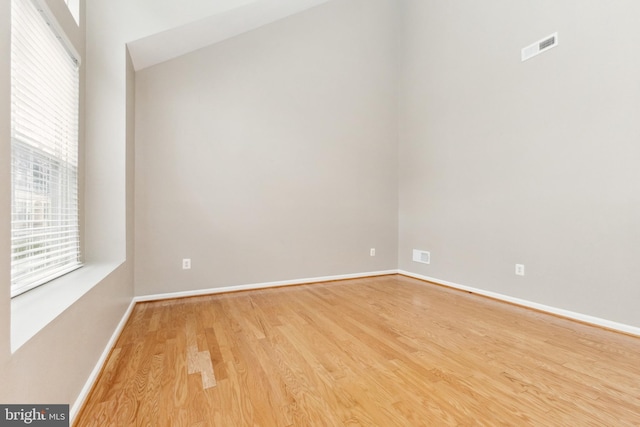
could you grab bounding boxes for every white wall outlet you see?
[370,248,376,257]
[412,249,430,264]
[182,258,191,270]
[515,264,525,276]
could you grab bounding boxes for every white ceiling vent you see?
[521,32,558,62]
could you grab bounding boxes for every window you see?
[63,0,80,25]
[11,0,81,297]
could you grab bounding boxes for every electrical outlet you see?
[515,264,525,276]
[182,258,191,270]
[370,248,376,257]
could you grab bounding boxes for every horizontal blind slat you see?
[11,0,82,297]
[12,246,81,269]
[11,264,82,295]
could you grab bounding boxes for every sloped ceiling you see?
[127,0,333,71]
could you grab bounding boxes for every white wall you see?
[134,0,399,296]
[0,0,12,397]
[2,0,640,417]
[83,0,280,263]
[1,0,376,412]
[398,0,640,327]
[0,0,134,411]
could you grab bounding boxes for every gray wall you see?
[398,0,640,327]
[135,0,399,295]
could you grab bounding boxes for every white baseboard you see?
[70,299,137,423]
[399,270,640,337]
[133,270,398,303]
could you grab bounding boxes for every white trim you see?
[134,270,399,303]
[32,0,81,64]
[11,261,123,352]
[70,299,136,423]
[398,270,640,337]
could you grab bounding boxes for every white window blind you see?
[11,0,81,297]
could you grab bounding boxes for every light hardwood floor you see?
[75,275,640,426]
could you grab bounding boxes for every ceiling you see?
[127,0,333,71]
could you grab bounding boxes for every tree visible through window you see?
[10,0,82,296]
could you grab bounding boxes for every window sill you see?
[11,261,122,353]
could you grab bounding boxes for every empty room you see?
[1,0,639,425]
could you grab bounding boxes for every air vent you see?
[539,36,556,50]
[412,249,430,265]
[521,32,558,62]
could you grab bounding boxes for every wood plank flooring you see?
[75,275,640,426]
